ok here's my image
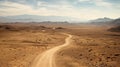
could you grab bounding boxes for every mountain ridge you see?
[0,15,80,22]
[90,17,114,23]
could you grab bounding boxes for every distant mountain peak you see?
[90,17,113,22]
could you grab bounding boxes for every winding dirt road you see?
[31,34,72,67]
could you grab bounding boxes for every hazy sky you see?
[0,0,120,20]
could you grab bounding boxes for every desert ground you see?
[0,23,120,67]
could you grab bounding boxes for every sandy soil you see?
[31,34,72,67]
[56,26,120,67]
[0,23,120,67]
[0,24,66,67]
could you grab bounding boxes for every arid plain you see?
[0,23,120,67]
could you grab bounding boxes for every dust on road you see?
[31,34,72,67]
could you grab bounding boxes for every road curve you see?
[31,34,72,67]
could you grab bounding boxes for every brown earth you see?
[56,25,120,67]
[108,25,120,32]
[0,24,66,67]
[0,23,120,67]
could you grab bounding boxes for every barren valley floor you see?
[0,23,120,67]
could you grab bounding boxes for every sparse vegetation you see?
[0,23,120,67]
[0,24,66,67]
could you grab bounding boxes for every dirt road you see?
[31,34,72,67]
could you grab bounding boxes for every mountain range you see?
[0,15,80,22]
[90,17,113,23]
[90,17,120,25]
[0,15,120,25]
